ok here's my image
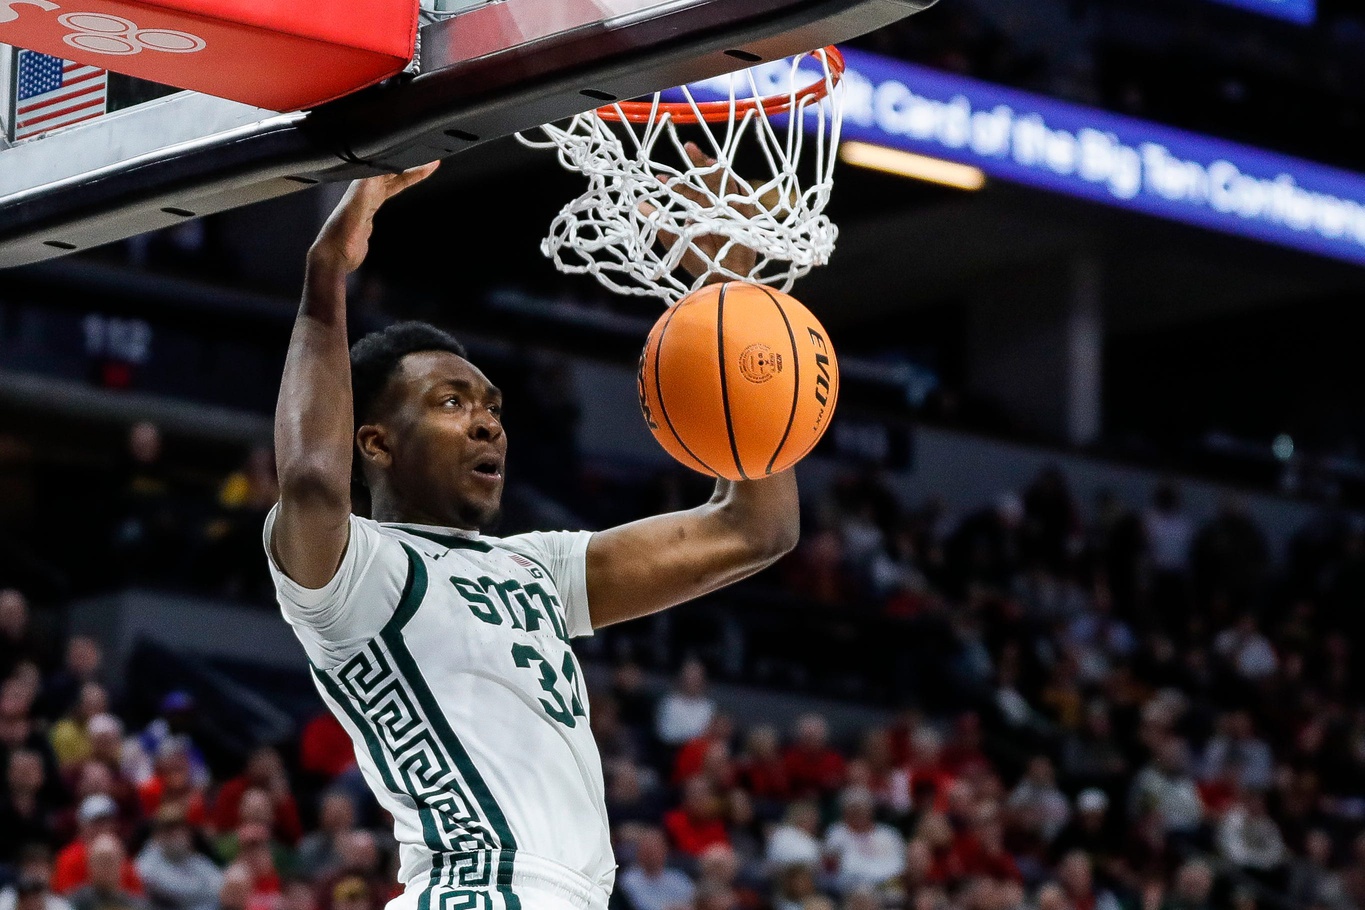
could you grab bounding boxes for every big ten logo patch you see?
[58,12,205,56]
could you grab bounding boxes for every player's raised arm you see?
[585,473,799,628]
[271,164,438,588]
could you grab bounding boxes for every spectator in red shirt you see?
[940,713,990,778]
[782,715,845,799]
[137,739,207,828]
[901,727,956,813]
[673,715,735,787]
[735,726,790,805]
[298,715,354,783]
[664,778,730,857]
[52,795,143,896]
[856,730,908,817]
[1196,759,1244,823]
[214,747,303,846]
[952,806,1023,885]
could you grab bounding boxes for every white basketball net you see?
[517,48,844,304]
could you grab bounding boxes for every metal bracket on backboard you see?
[0,0,936,268]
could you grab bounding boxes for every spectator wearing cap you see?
[53,760,139,847]
[783,715,846,800]
[0,847,71,910]
[617,828,694,910]
[50,683,110,772]
[213,748,302,847]
[75,715,140,821]
[655,660,716,748]
[136,804,223,910]
[138,739,208,829]
[663,778,729,858]
[68,835,146,910]
[52,796,143,896]
[823,787,906,895]
[294,792,356,880]
[126,695,208,791]
[1,748,58,862]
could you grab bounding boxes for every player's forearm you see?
[706,471,801,563]
[274,253,354,506]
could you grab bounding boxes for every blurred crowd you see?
[0,596,404,910]
[5,429,1365,910]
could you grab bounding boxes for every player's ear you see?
[356,424,392,471]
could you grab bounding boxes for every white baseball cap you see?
[78,793,118,823]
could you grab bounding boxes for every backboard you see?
[0,0,936,268]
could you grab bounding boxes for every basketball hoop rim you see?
[595,45,845,125]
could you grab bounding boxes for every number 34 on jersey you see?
[448,573,588,728]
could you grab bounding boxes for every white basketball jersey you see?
[263,508,615,910]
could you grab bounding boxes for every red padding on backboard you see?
[0,0,418,111]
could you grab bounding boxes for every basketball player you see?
[265,162,799,910]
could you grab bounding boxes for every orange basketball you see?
[637,282,839,481]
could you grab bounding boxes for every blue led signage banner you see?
[1206,0,1315,25]
[684,51,1365,267]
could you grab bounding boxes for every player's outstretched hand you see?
[311,162,440,275]
[646,142,759,284]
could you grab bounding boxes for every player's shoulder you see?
[485,528,592,558]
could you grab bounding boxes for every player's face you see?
[369,351,507,530]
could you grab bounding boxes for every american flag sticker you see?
[509,554,544,577]
[12,49,107,142]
